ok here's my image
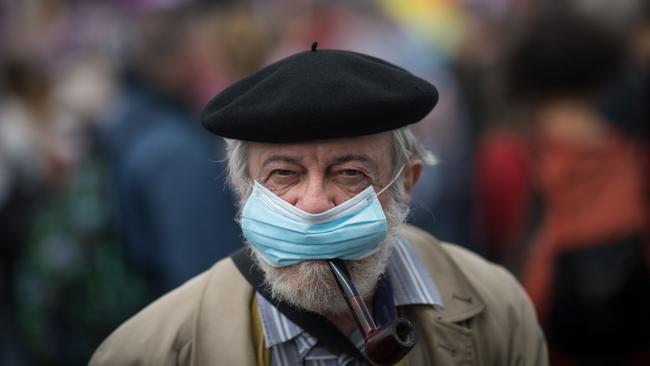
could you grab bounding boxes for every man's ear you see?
[403,160,422,194]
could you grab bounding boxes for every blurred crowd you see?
[0,0,648,365]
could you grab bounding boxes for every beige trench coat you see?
[90,225,548,365]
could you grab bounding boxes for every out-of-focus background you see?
[0,0,647,365]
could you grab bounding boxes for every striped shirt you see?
[256,236,444,366]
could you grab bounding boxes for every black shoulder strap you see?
[230,248,369,363]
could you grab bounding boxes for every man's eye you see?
[340,169,362,176]
[272,169,294,176]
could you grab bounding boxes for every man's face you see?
[247,132,395,214]
[246,132,403,315]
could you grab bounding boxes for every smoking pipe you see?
[328,259,416,366]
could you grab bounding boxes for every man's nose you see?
[295,180,336,214]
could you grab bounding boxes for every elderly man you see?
[91,45,547,365]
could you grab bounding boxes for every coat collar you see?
[193,258,256,366]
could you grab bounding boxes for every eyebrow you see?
[261,155,304,170]
[328,154,377,170]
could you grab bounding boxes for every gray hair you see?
[224,127,435,223]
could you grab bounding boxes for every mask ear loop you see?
[376,165,405,196]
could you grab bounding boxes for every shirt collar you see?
[388,236,444,308]
[255,235,444,347]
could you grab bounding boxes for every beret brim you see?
[201,48,438,143]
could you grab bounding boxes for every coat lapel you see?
[193,258,257,366]
[402,225,488,365]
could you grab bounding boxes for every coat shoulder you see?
[402,224,526,306]
[402,224,548,365]
[89,257,234,366]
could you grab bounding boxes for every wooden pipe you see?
[328,259,416,366]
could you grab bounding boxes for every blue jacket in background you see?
[100,80,242,296]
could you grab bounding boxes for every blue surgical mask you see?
[241,166,404,267]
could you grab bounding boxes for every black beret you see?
[201,44,438,142]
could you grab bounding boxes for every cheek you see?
[377,193,393,215]
[274,187,301,205]
[330,186,365,205]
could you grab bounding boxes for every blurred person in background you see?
[99,4,269,296]
[0,2,272,364]
[0,58,77,264]
[474,4,649,365]
[0,59,59,366]
[8,50,154,366]
[0,49,97,363]
[0,1,149,364]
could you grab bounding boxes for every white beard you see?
[252,235,397,315]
